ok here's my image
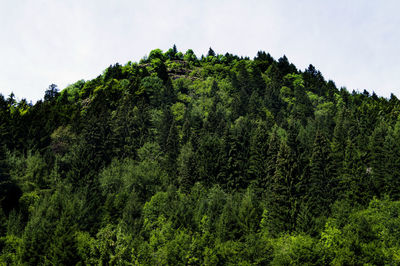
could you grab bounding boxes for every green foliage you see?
[271,234,321,265]
[1,47,399,264]
[320,198,400,265]
[183,49,198,63]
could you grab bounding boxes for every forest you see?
[1,46,400,265]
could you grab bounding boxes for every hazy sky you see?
[1,0,400,102]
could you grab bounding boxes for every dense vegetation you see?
[1,46,400,265]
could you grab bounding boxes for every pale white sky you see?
[1,0,400,102]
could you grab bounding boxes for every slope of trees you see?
[1,46,400,264]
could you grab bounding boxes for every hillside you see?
[1,46,400,264]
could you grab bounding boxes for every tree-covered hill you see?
[1,46,400,264]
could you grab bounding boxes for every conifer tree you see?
[0,95,11,148]
[267,141,298,234]
[224,118,251,190]
[111,96,150,159]
[384,120,400,199]
[181,112,191,145]
[47,212,79,265]
[330,108,349,175]
[165,120,180,178]
[306,130,332,217]
[237,188,261,236]
[248,91,264,119]
[368,121,388,197]
[210,80,219,97]
[264,127,280,189]
[231,87,249,119]
[195,133,223,187]
[236,61,251,94]
[178,142,196,191]
[264,62,285,121]
[267,122,306,234]
[247,121,269,191]
[207,47,216,57]
[0,146,21,216]
[204,92,225,136]
[340,138,372,205]
[159,107,174,153]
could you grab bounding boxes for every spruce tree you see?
[224,118,251,190]
[0,146,21,216]
[172,44,178,55]
[267,122,306,234]
[165,120,180,178]
[205,92,224,134]
[368,121,388,197]
[159,107,174,153]
[247,121,269,192]
[306,130,332,218]
[330,108,349,178]
[194,133,224,187]
[177,142,196,191]
[383,119,400,199]
[340,138,372,205]
[265,127,280,189]
[267,141,298,234]
[207,47,216,57]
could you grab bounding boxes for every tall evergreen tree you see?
[159,107,174,153]
[224,118,251,190]
[267,141,299,234]
[207,47,216,57]
[177,142,196,191]
[368,121,388,197]
[339,138,372,205]
[304,130,332,220]
[384,119,400,199]
[165,120,180,178]
[247,121,270,191]
[0,146,21,216]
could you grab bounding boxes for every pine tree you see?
[306,130,332,218]
[340,138,372,205]
[181,117,191,146]
[111,96,150,159]
[231,87,249,119]
[368,121,388,197]
[159,107,174,153]
[0,146,21,216]
[264,127,280,189]
[266,122,307,234]
[264,62,285,122]
[177,142,196,191]
[0,94,11,148]
[204,92,225,135]
[247,121,269,192]
[47,213,79,265]
[207,47,216,57]
[210,80,219,97]
[383,119,400,199]
[195,133,224,187]
[165,120,180,178]
[330,108,350,177]
[267,141,298,234]
[224,118,251,190]
[237,188,261,236]
[248,91,264,119]
[236,61,251,94]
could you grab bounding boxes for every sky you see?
[1,0,400,102]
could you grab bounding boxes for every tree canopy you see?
[1,46,400,265]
